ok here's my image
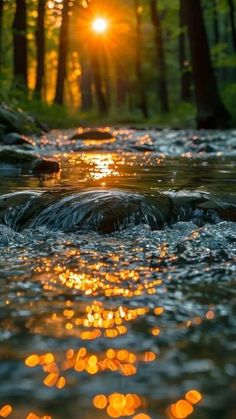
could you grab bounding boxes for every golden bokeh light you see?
[92,392,145,417]
[0,405,13,418]
[167,389,203,418]
[92,17,108,34]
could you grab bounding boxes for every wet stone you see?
[0,148,60,174]
[3,132,36,147]
[70,129,115,140]
[32,158,61,174]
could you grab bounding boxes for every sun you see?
[92,17,108,34]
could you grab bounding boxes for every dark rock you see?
[3,132,36,147]
[0,104,45,136]
[1,190,235,234]
[0,189,172,233]
[132,144,154,152]
[0,124,5,139]
[0,106,23,133]
[0,148,38,164]
[70,129,114,140]
[0,148,60,174]
[197,144,216,153]
[35,121,50,133]
[32,158,61,174]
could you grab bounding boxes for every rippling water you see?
[0,129,236,419]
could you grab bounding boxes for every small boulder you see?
[3,132,36,147]
[70,129,114,141]
[32,158,61,174]
[0,104,44,135]
[0,148,38,164]
[0,106,23,133]
[0,148,60,174]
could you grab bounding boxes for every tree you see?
[228,0,236,52]
[80,58,93,111]
[92,46,108,114]
[182,0,231,128]
[150,0,169,112]
[35,0,46,98]
[54,0,70,105]
[116,61,127,109]
[12,0,28,87]
[179,0,191,101]
[0,0,3,71]
[134,0,148,118]
[212,0,220,46]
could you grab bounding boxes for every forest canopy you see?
[0,0,235,128]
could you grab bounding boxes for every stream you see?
[0,128,236,419]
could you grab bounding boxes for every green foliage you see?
[0,0,235,127]
[222,83,236,122]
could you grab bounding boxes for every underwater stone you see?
[0,148,60,174]
[0,148,38,164]
[32,158,61,174]
[3,132,36,147]
[70,129,114,140]
[0,189,235,234]
[0,190,172,233]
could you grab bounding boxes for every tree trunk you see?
[182,0,231,128]
[116,61,127,108]
[134,0,148,118]
[102,51,111,109]
[212,0,220,45]
[92,49,108,114]
[54,0,69,105]
[80,59,93,111]
[0,0,3,71]
[150,0,169,112]
[228,0,236,52]
[179,0,191,101]
[34,0,46,98]
[12,0,28,87]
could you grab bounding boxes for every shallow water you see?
[0,129,236,419]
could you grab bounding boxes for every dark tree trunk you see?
[212,0,220,45]
[80,59,93,111]
[116,61,127,108]
[34,0,46,98]
[228,0,236,52]
[150,0,169,112]
[12,0,28,87]
[0,0,3,71]
[92,49,108,114]
[179,0,191,101]
[182,0,231,129]
[102,51,111,109]
[54,0,69,105]
[135,0,148,118]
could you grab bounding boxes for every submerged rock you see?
[0,148,60,174]
[0,148,37,164]
[70,129,114,141]
[3,132,36,147]
[32,158,60,174]
[0,189,235,234]
[0,104,42,135]
[0,189,172,233]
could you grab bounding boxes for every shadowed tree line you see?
[0,0,235,128]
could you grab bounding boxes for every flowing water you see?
[0,129,236,419]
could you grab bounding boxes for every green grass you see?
[16,99,196,130]
[2,83,235,130]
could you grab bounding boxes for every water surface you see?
[0,129,235,419]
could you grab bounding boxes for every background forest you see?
[0,0,235,128]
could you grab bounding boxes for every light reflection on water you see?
[0,136,236,418]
